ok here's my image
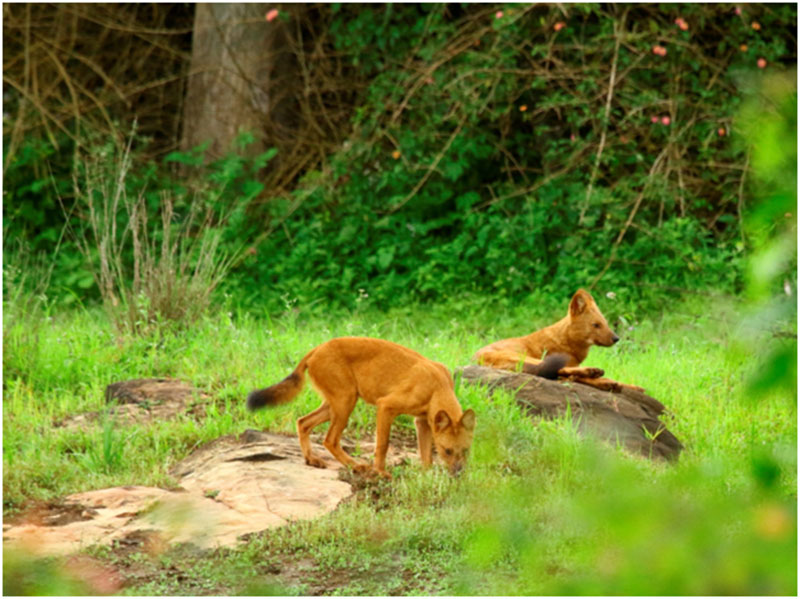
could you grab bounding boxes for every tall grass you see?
[65,135,242,336]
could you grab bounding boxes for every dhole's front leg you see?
[415,416,433,467]
[559,365,604,379]
[372,404,399,478]
[569,376,645,393]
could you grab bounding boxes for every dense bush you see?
[226,3,795,311]
[3,3,796,315]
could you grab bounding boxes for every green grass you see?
[3,294,796,595]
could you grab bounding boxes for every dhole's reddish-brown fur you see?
[474,289,642,391]
[247,337,476,478]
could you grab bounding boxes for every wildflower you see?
[519,104,528,112]
[757,58,767,68]
[751,21,761,30]
[661,116,671,125]
[554,22,566,31]
[735,6,742,15]
[495,10,503,19]
[651,116,659,124]
[740,44,748,52]
[265,9,279,22]
[391,150,401,160]
[652,45,667,56]
[674,17,689,31]
[570,133,576,142]
[717,127,726,137]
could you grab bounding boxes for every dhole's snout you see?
[611,333,620,344]
[449,462,465,477]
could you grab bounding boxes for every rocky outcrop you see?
[3,431,382,555]
[460,365,682,460]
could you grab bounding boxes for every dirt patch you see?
[5,500,97,528]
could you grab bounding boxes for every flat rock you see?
[4,431,412,556]
[460,365,682,460]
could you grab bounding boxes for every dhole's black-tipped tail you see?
[247,358,309,411]
[523,353,569,380]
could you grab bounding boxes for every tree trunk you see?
[181,3,289,161]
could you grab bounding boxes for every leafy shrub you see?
[4,4,796,315]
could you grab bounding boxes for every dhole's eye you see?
[593,323,601,328]
[445,448,453,456]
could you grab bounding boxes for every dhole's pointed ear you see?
[569,289,592,317]
[434,410,452,433]
[460,409,476,431]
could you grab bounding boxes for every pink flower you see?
[652,45,667,57]
[265,9,279,22]
[674,17,689,31]
[735,6,742,15]
[651,116,659,124]
[757,57,767,68]
[661,116,671,126]
[495,10,504,19]
[554,22,566,31]
[570,133,576,142]
[717,127,726,137]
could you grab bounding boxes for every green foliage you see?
[734,70,797,405]
[6,4,795,315]
[227,3,795,312]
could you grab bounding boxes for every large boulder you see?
[460,365,682,460]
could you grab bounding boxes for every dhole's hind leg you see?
[306,363,369,472]
[297,402,331,468]
[323,402,371,472]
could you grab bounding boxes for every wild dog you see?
[247,337,482,478]
[474,289,643,392]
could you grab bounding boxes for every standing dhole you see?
[474,289,640,391]
[247,337,476,478]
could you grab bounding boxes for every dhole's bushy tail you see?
[246,350,314,411]
[523,353,569,379]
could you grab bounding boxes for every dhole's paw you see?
[352,462,373,474]
[595,379,621,393]
[305,455,327,469]
[374,468,392,480]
